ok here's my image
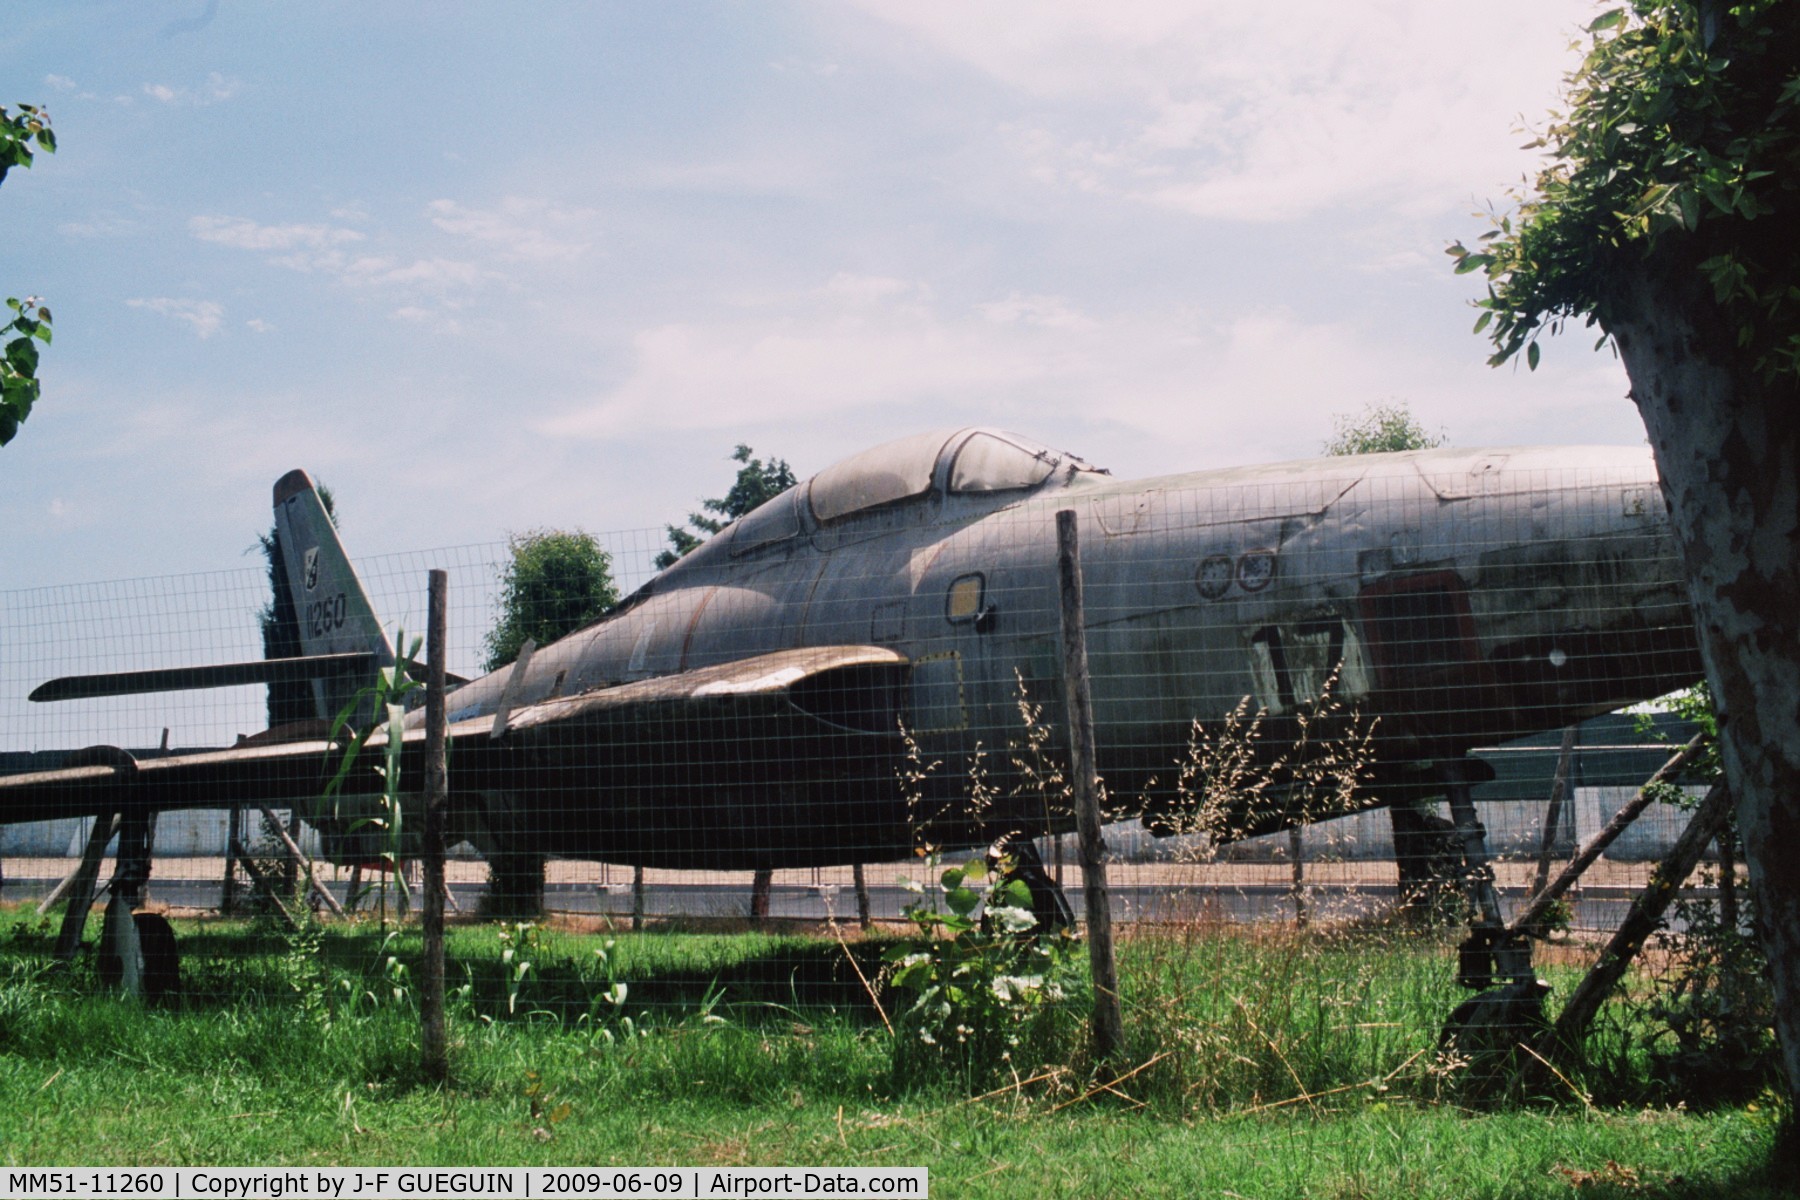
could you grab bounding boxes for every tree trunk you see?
[1606,257,1800,1113]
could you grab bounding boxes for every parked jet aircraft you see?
[3,429,1703,891]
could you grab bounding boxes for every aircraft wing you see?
[0,645,911,828]
[28,653,469,702]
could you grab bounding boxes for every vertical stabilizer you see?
[271,469,395,724]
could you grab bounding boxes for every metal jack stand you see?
[98,809,155,997]
[1441,758,1533,988]
[1439,758,1549,1067]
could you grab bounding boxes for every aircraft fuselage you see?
[424,434,1699,869]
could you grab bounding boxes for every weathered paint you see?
[7,430,1703,872]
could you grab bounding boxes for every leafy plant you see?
[1643,877,1777,1102]
[885,854,1083,1090]
[2,103,56,449]
[497,921,541,1016]
[2,295,51,447]
[322,631,425,925]
[1629,682,1775,1102]
[1449,2,1800,384]
[579,938,639,1038]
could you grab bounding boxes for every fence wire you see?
[0,447,1731,1019]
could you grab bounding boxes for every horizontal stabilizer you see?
[30,653,381,703]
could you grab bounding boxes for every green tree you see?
[654,444,798,569]
[484,530,619,672]
[1450,1,1800,1119]
[2,103,56,448]
[480,528,620,918]
[1322,401,1444,456]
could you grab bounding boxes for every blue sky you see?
[3,0,1638,591]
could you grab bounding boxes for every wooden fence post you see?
[1056,509,1123,1069]
[853,862,872,930]
[421,569,450,1083]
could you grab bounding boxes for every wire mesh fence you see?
[0,438,1735,1044]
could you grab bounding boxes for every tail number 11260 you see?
[307,593,349,637]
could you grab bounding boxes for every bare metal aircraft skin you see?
[3,429,1702,870]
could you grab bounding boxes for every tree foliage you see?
[1448,2,1800,382]
[484,530,619,672]
[1450,0,1800,1124]
[1323,401,1445,456]
[654,444,798,569]
[2,103,56,448]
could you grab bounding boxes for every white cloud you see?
[848,0,1596,222]
[768,58,842,77]
[59,215,139,239]
[190,214,363,252]
[532,264,1638,479]
[978,292,1097,331]
[190,211,487,310]
[127,297,224,339]
[427,198,596,262]
[245,318,273,333]
[338,255,486,293]
[538,278,1045,440]
[142,72,240,106]
[44,74,77,91]
[820,273,928,307]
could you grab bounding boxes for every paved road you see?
[1,857,1663,932]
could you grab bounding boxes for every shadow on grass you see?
[2,908,895,1028]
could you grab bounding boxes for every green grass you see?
[1,905,1791,1198]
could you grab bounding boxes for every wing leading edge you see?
[0,646,912,839]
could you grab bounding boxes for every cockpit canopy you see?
[806,428,1092,524]
[638,429,1099,590]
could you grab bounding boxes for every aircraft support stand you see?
[97,809,176,1000]
[1441,758,1533,989]
[1439,758,1550,1066]
[51,810,118,962]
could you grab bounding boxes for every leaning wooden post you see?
[1549,780,1733,1051]
[255,803,345,918]
[50,811,119,961]
[1055,508,1124,1068]
[229,838,301,932]
[1530,726,1579,901]
[1508,733,1704,938]
[420,569,450,1084]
